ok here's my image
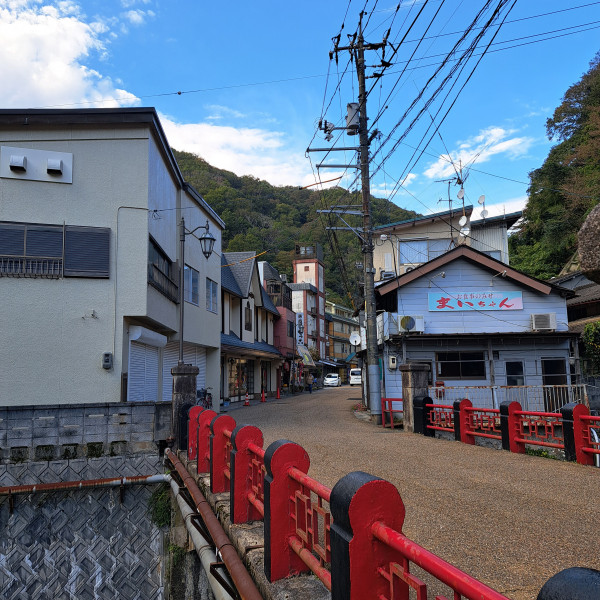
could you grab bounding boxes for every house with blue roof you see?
[221,251,282,403]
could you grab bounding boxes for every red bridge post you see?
[210,414,236,493]
[187,406,204,460]
[263,439,311,582]
[457,398,475,445]
[196,409,217,474]
[500,401,525,454]
[230,424,264,523]
[329,471,405,600]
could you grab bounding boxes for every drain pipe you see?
[165,448,263,600]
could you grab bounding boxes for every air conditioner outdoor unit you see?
[404,265,416,274]
[396,315,424,333]
[531,313,556,331]
[380,270,396,280]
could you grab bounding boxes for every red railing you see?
[287,467,332,590]
[371,521,509,600]
[381,398,403,429]
[427,403,454,433]
[465,406,501,442]
[581,415,600,458]
[514,410,564,450]
[247,442,266,517]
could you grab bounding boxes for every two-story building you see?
[0,108,223,406]
[374,245,579,411]
[221,252,282,403]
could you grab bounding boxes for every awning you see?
[296,344,315,367]
[344,352,356,362]
[318,359,338,367]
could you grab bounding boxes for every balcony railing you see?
[0,256,62,278]
[147,262,179,303]
[428,384,589,412]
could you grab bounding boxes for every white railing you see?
[428,384,589,412]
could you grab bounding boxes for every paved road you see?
[226,386,599,600]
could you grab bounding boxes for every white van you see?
[349,368,362,386]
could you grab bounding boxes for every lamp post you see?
[179,216,215,364]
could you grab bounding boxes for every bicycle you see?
[196,387,213,409]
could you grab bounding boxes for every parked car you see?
[323,373,341,387]
[349,368,362,386]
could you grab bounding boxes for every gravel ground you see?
[224,387,600,600]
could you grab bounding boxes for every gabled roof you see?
[221,254,243,297]
[567,282,600,306]
[374,205,473,232]
[470,211,522,229]
[259,260,283,283]
[222,252,256,298]
[260,285,280,316]
[376,245,575,298]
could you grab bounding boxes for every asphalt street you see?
[225,385,599,600]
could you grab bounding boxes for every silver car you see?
[323,373,341,387]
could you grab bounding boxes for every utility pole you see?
[356,14,382,424]
[310,12,386,422]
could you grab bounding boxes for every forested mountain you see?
[509,52,600,279]
[173,150,417,306]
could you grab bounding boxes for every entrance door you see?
[541,358,567,411]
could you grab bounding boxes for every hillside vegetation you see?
[173,150,417,306]
[509,52,600,279]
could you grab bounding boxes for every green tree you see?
[510,52,600,278]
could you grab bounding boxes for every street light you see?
[179,217,215,364]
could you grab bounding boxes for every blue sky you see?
[1,0,599,220]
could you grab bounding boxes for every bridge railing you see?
[184,405,597,599]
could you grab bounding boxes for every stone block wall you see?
[0,401,172,463]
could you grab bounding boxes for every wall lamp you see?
[428,271,446,287]
[490,269,507,286]
[179,217,216,364]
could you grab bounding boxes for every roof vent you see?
[9,155,26,171]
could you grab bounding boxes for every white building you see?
[0,108,224,406]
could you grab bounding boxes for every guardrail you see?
[411,397,600,466]
[182,405,598,599]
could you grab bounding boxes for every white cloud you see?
[160,115,314,187]
[122,8,154,26]
[423,126,534,180]
[0,1,140,108]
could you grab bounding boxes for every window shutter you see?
[64,226,110,277]
[0,224,25,256]
[26,226,63,257]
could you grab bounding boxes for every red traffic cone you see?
[276,387,280,399]
[261,389,266,403]
[244,392,250,406]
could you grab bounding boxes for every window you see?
[399,240,428,264]
[287,320,295,338]
[506,361,524,386]
[148,238,178,302]
[428,238,452,259]
[0,221,109,278]
[206,278,218,313]
[184,265,199,305]
[304,266,310,271]
[245,301,252,331]
[483,250,502,261]
[436,352,486,379]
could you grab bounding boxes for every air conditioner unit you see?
[380,270,396,280]
[531,313,557,331]
[404,265,416,274]
[397,315,424,333]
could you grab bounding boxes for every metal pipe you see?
[168,476,234,600]
[0,473,167,496]
[165,448,263,600]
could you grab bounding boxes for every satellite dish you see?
[459,215,468,226]
[460,226,470,237]
[457,188,465,200]
[349,332,361,346]
[400,315,416,331]
[478,195,486,205]
[480,209,489,218]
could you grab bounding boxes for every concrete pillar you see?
[399,363,430,433]
[171,363,199,451]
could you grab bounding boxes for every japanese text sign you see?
[428,291,523,311]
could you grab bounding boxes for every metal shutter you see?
[0,224,24,255]
[128,341,159,402]
[162,342,180,403]
[64,226,110,277]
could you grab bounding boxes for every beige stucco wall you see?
[0,127,150,405]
